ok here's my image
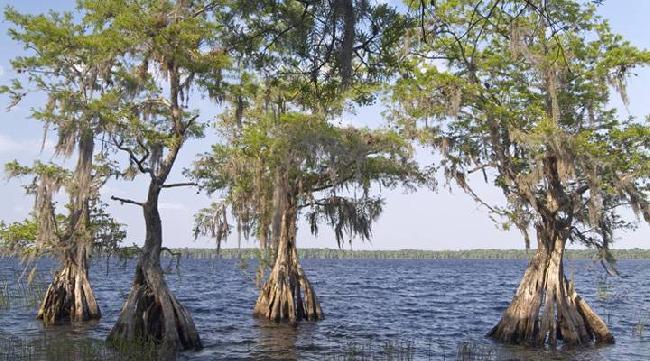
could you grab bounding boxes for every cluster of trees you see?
[0,0,648,358]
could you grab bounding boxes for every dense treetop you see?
[391,0,650,260]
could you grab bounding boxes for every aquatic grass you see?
[105,336,159,361]
[593,274,630,327]
[0,274,46,311]
[0,333,158,361]
[633,310,649,338]
[0,280,9,310]
[456,342,498,361]
[324,339,514,360]
[326,339,417,360]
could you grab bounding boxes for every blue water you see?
[1,257,649,360]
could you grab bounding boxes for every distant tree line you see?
[4,245,650,261]
[168,248,650,260]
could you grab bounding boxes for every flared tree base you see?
[107,267,201,359]
[488,247,614,346]
[254,262,323,323]
[37,264,100,324]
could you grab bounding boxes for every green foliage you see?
[3,0,648,273]
[190,0,423,253]
[81,0,230,193]
[2,2,133,281]
[0,219,37,254]
[391,0,650,257]
[223,0,408,110]
[1,161,126,259]
[89,201,128,256]
[3,5,126,156]
[193,86,424,247]
[193,202,230,253]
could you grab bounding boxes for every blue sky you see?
[0,0,648,250]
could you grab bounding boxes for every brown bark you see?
[488,226,614,346]
[38,131,100,324]
[37,245,100,324]
[253,198,323,323]
[338,0,355,84]
[107,186,201,358]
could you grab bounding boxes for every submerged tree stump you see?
[37,249,100,324]
[254,259,323,323]
[254,202,323,323]
[107,261,202,358]
[488,235,614,346]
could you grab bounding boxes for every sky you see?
[0,0,648,251]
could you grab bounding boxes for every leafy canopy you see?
[391,0,650,255]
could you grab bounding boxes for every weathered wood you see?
[253,199,323,323]
[489,228,613,346]
[37,245,100,324]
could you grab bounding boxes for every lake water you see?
[0,257,649,360]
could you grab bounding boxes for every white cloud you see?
[0,65,4,77]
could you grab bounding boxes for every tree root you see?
[488,248,614,346]
[254,263,323,323]
[37,264,100,324]
[107,267,201,360]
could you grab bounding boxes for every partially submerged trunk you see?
[38,131,100,324]
[37,245,100,323]
[108,187,201,358]
[488,225,614,346]
[253,195,323,323]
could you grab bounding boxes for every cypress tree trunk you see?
[488,224,614,346]
[108,184,201,357]
[37,131,100,324]
[253,197,323,323]
[37,245,100,323]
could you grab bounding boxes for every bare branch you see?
[111,135,152,175]
[161,182,197,188]
[110,195,144,207]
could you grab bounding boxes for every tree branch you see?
[111,135,152,175]
[110,195,144,207]
[161,182,197,188]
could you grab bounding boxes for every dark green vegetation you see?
[0,0,648,358]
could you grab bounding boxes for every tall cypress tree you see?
[392,0,650,346]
